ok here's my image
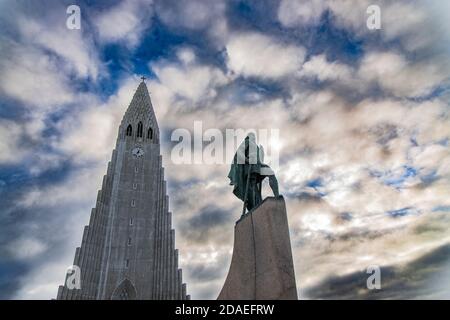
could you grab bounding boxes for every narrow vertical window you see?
[137,122,143,138]
[129,218,133,226]
[147,128,153,140]
[126,125,132,136]
[131,199,136,207]
[125,259,129,268]
[133,183,138,190]
[135,167,138,173]
[127,237,132,246]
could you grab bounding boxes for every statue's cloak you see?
[228,136,270,201]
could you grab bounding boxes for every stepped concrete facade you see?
[57,81,188,300]
[218,197,298,300]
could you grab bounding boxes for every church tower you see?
[57,80,188,300]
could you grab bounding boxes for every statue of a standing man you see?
[228,133,279,215]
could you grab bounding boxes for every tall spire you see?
[123,80,159,135]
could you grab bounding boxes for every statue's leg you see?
[269,175,279,197]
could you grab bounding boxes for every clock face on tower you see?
[132,147,144,158]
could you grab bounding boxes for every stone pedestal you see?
[218,196,298,300]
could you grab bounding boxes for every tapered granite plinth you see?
[218,196,298,300]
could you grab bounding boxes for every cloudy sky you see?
[0,0,449,300]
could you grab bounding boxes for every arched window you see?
[147,128,153,140]
[111,279,137,300]
[137,122,143,138]
[126,125,132,136]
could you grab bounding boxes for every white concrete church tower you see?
[57,80,188,300]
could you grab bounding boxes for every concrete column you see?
[84,218,95,298]
[78,226,89,299]
[171,229,176,299]
[68,247,81,300]
[182,283,186,300]
[162,195,168,299]
[151,173,156,299]
[158,167,164,299]
[155,167,163,299]
[91,205,104,299]
[92,177,108,299]
[87,206,101,299]
[89,206,102,299]
[57,286,64,300]
[176,269,182,299]
[157,166,164,299]
[168,227,173,299]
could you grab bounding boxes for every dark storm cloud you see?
[187,206,232,229]
[0,166,96,298]
[0,262,29,299]
[186,253,229,282]
[370,123,399,146]
[328,228,395,243]
[412,213,450,235]
[303,244,450,299]
[181,206,233,244]
[339,212,353,221]
[295,192,324,203]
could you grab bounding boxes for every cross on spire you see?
[141,76,146,82]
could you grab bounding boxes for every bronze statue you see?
[228,133,279,215]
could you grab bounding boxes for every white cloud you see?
[278,0,328,27]
[156,0,229,45]
[0,120,27,164]
[277,0,449,54]
[13,260,64,300]
[226,32,306,79]
[12,211,91,300]
[56,107,118,163]
[300,54,353,82]
[95,0,154,47]
[177,47,196,65]
[358,51,449,98]
[297,50,448,99]
[153,64,227,102]
[54,78,139,163]
[149,50,229,112]
[19,17,99,79]
[7,237,47,261]
[297,50,449,99]
[156,0,223,29]
[0,43,74,110]
[18,166,103,209]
